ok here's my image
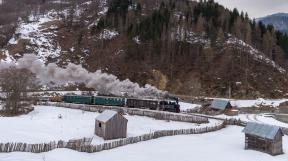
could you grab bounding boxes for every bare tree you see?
[0,67,39,114]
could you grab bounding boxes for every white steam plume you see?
[0,54,167,98]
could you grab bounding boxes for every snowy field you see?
[179,102,201,112]
[0,126,287,161]
[0,106,218,144]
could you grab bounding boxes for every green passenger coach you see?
[63,95,94,104]
[93,96,125,106]
[63,95,125,106]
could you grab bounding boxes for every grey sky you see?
[212,0,288,18]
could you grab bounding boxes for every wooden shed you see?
[95,110,128,140]
[242,122,284,155]
[210,99,232,111]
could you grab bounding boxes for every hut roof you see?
[242,122,283,140]
[96,110,118,123]
[210,99,230,110]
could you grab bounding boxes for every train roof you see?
[63,94,176,102]
[64,95,124,99]
[127,97,177,102]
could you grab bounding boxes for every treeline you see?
[96,0,288,61]
[276,31,288,57]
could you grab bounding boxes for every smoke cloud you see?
[0,54,167,98]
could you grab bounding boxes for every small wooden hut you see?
[242,122,284,155]
[210,99,232,111]
[95,110,128,140]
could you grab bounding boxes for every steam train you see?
[63,95,180,113]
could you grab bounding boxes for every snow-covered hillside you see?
[226,35,286,73]
[0,126,286,161]
[1,0,93,63]
[4,11,62,62]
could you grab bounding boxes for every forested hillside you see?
[1,0,288,98]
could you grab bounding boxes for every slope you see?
[1,0,288,98]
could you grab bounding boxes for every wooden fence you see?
[42,102,209,124]
[224,118,247,126]
[0,122,225,153]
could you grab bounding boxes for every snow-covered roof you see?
[96,110,118,123]
[210,99,230,110]
[242,122,283,140]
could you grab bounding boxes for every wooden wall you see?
[102,114,127,140]
[95,120,104,138]
[245,132,283,156]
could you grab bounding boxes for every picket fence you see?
[43,102,209,124]
[0,122,225,153]
[223,118,246,126]
[39,102,288,135]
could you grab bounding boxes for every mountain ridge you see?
[257,12,288,34]
[1,0,288,98]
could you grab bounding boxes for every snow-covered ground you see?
[98,29,119,40]
[209,97,288,108]
[0,106,218,144]
[0,126,286,161]
[179,102,201,112]
[230,98,288,108]
[216,113,288,128]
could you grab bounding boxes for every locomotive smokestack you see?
[0,54,167,98]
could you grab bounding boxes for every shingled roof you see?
[242,122,283,140]
[210,99,231,110]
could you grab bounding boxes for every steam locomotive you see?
[63,95,180,113]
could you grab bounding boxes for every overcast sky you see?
[212,0,288,18]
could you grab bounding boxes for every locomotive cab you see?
[159,100,180,113]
